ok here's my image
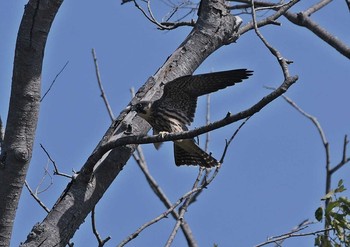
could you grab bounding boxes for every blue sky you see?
[1,1,350,246]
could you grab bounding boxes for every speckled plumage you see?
[133,69,253,168]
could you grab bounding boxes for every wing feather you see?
[154,69,253,125]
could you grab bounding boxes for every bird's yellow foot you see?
[158,131,169,138]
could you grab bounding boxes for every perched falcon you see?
[132,69,253,168]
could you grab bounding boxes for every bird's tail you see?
[173,140,220,168]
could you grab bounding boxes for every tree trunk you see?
[0,1,64,246]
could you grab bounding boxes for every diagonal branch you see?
[91,48,115,121]
[24,180,50,213]
[164,169,204,247]
[283,11,350,59]
[41,60,69,102]
[132,145,198,246]
[91,206,111,247]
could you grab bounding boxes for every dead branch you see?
[283,11,350,59]
[255,227,333,247]
[117,184,205,247]
[40,144,72,179]
[24,181,50,213]
[164,169,204,247]
[91,206,111,247]
[132,145,198,246]
[91,48,115,121]
[41,61,69,102]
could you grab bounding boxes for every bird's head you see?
[131,101,153,119]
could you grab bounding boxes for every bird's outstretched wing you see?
[154,69,253,126]
[165,69,253,97]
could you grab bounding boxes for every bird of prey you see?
[132,69,253,168]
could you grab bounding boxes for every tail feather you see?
[174,140,219,168]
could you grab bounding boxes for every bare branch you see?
[91,206,111,247]
[304,0,333,16]
[329,135,350,175]
[251,0,294,79]
[283,12,350,59]
[0,116,3,151]
[41,60,69,102]
[91,48,115,121]
[255,227,333,247]
[220,117,250,164]
[164,169,204,247]
[276,94,332,200]
[205,94,210,152]
[160,20,196,29]
[238,0,300,36]
[40,144,73,179]
[117,185,205,247]
[130,87,198,246]
[132,0,174,30]
[24,180,50,213]
[132,145,198,246]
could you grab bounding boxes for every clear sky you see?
[1,1,350,246]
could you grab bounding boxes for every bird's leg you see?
[158,131,170,138]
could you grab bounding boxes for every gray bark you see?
[20,0,243,245]
[0,1,64,246]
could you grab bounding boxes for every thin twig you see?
[329,135,350,175]
[238,0,300,36]
[132,146,198,246]
[91,206,111,247]
[164,169,204,247]
[220,117,250,163]
[283,11,350,59]
[304,0,333,16]
[0,116,3,150]
[92,48,115,121]
[24,180,50,213]
[255,227,333,247]
[276,94,331,198]
[251,0,294,78]
[41,61,69,102]
[35,162,53,194]
[205,94,210,152]
[117,185,205,247]
[40,144,72,179]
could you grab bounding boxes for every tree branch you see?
[255,227,333,247]
[91,48,115,121]
[41,60,69,102]
[132,145,198,246]
[91,207,111,247]
[164,170,204,247]
[24,180,50,213]
[283,11,350,59]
